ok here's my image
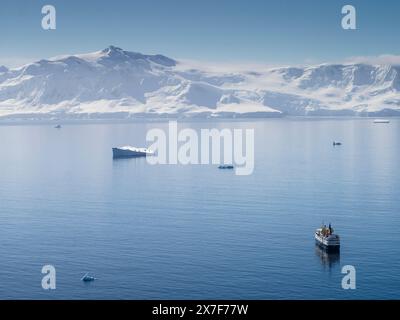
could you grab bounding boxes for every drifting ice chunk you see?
[218,165,234,169]
[373,119,390,124]
[81,272,96,282]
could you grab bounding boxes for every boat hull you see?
[315,233,340,251]
[315,239,340,252]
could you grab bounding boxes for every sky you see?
[0,0,399,67]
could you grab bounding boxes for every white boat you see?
[333,141,342,146]
[315,224,340,250]
[112,146,154,158]
[373,119,390,124]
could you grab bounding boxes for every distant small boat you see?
[333,141,342,146]
[373,119,390,124]
[218,165,234,169]
[112,146,154,158]
[81,273,96,282]
[315,224,340,251]
[54,124,62,129]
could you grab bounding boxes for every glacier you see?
[0,46,399,120]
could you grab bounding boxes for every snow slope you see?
[0,46,399,119]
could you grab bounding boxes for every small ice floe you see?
[218,165,234,169]
[373,119,390,124]
[333,141,342,146]
[81,272,97,282]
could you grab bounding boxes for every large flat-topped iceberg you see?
[112,146,154,158]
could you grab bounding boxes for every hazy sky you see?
[0,0,399,67]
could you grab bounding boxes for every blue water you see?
[0,118,399,299]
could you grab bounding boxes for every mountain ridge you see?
[0,46,399,119]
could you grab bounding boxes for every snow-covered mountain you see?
[0,46,399,119]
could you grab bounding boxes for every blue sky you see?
[0,0,399,67]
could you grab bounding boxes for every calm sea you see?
[0,118,399,299]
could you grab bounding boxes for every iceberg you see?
[112,146,154,158]
[373,119,390,124]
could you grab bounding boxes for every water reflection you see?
[315,244,340,269]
